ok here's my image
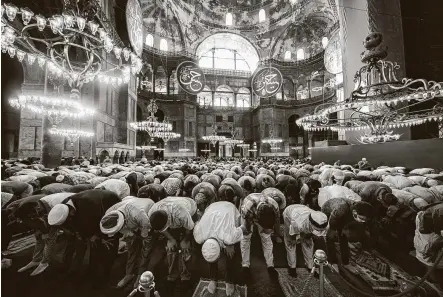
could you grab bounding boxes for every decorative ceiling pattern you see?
[140,0,337,62]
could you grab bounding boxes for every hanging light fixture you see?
[179,142,190,152]
[201,144,211,153]
[296,32,443,144]
[1,2,143,95]
[9,92,95,126]
[48,127,94,145]
[248,142,258,152]
[203,123,226,146]
[130,99,174,135]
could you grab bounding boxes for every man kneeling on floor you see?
[194,201,245,296]
[283,204,328,278]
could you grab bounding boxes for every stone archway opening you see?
[99,150,110,164]
[113,150,120,164]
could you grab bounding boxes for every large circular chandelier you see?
[130,99,173,135]
[9,92,94,126]
[297,33,443,144]
[1,1,143,93]
[49,127,94,144]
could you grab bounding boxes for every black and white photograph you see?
[1,0,442,297]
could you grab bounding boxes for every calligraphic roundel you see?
[251,67,283,98]
[126,0,143,56]
[177,61,206,95]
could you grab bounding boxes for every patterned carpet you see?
[276,268,353,297]
[333,243,443,296]
[3,234,35,256]
[192,279,247,297]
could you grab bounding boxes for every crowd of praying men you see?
[1,156,443,295]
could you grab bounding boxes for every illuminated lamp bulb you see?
[63,13,74,28]
[76,16,86,31]
[7,46,16,58]
[26,53,36,65]
[88,21,99,35]
[122,48,130,61]
[35,14,46,31]
[49,15,63,34]
[4,3,18,21]
[37,55,46,68]
[3,26,16,45]
[20,7,34,25]
[113,46,122,59]
[98,28,107,41]
[104,37,113,53]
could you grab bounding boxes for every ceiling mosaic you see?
[140,0,337,61]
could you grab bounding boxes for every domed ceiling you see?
[140,0,337,61]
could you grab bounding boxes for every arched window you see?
[322,37,328,49]
[145,34,154,47]
[284,50,291,61]
[259,9,266,23]
[296,48,305,60]
[160,39,168,51]
[198,86,212,107]
[237,88,250,108]
[196,33,260,72]
[226,13,233,26]
[214,86,234,107]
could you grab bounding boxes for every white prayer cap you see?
[201,239,220,263]
[100,210,125,236]
[309,212,328,236]
[56,175,65,182]
[48,204,70,225]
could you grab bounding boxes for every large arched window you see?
[259,9,266,23]
[160,39,168,51]
[296,48,305,60]
[145,34,154,47]
[196,33,260,72]
[322,37,329,49]
[237,88,251,108]
[198,86,212,107]
[214,86,234,107]
[284,50,291,61]
[226,13,233,26]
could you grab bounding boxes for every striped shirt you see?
[241,193,279,231]
[148,197,197,230]
[106,198,154,237]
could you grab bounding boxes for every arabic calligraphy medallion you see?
[177,61,206,95]
[252,67,283,98]
[126,0,143,57]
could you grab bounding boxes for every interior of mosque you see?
[1,1,443,297]
[2,0,440,167]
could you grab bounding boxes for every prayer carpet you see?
[4,234,35,255]
[276,268,353,297]
[342,243,443,296]
[192,279,247,297]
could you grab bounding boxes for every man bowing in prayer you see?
[100,197,155,288]
[194,201,244,296]
[240,193,280,281]
[283,204,328,278]
[148,197,197,289]
[47,189,120,288]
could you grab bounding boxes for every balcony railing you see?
[142,46,197,59]
[203,68,252,78]
[259,91,336,107]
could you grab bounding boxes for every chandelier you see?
[130,99,173,135]
[49,127,94,144]
[297,33,443,144]
[1,2,142,94]
[151,131,181,142]
[9,91,94,126]
[202,123,226,145]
